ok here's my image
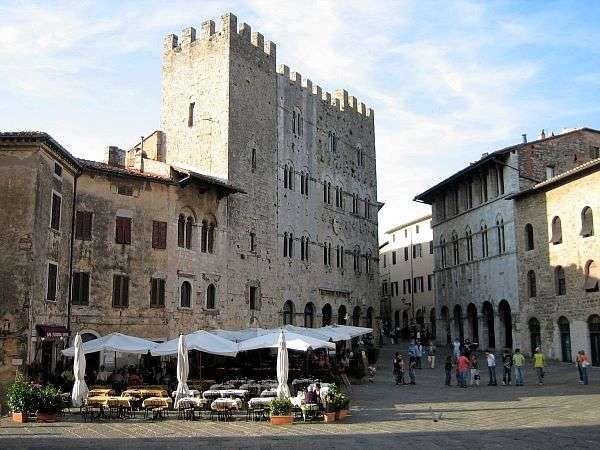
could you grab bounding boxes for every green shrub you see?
[36,384,64,414]
[325,384,349,412]
[6,374,36,413]
[270,397,293,416]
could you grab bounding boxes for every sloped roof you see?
[78,158,172,182]
[0,131,81,169]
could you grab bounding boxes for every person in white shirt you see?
[485,350,497,386]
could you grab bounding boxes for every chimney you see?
[104,146,125,167]
[539,129,546,140]
[521,133,527,144]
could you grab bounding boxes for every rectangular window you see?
[416,276,424,292]
[75,211,93,240]
[498,167,505,195]
[115,216,132,244]
[188,102,195,127]
[117,185,133,196]
[393,281,398,296]
[46,262,58,301]
[591,146,600,159]
[482,173,488,202]
[50,192,61,230]
[545,166,555,179]
[250,232,256,252]
[416,225,420,234]
[383,254,387,268]
[429,240,434,254]
[112,274,129,308]
[250,286,258,310]
[392,251,397,265]
[150,278,165,307]
[427,274,434,291]
[404,247,409,261]
[152,221,167,249]
[72,271,90,306]
[251,148,256,170]
[54,162,63,179]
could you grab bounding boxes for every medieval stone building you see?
[0,13,380,383]
[414,128,600,354]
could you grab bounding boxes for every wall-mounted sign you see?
[11,359,23,366]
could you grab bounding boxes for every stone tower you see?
[160,13,280,326]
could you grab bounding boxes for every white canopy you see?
[151,330,238,357]
[208,328,268,343]
[173,335,192,409]
[282,325,338,342]
[276,331,291,398]
[62,332,159,357]
[238,328,335,352]
[326,324,373,338]
[70,333,88,407]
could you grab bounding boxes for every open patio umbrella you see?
[173,334,191,409]
[62,332,159,356]
[326,324,373,338]
[237,328,336,352]
[208,328,268,343]
[71,333,88,407]
[151,330,238,357]
[276,330,291,398]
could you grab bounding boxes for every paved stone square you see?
[2,344,600,449]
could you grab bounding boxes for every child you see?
[444,355,453,386]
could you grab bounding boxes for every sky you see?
[1,0,600,240]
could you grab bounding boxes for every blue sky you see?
[1,0,599,237]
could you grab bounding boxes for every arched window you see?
[558,316,571,362]
[180,281,191,308]
[366,307,373,328]
[581,206,594,237]
[550,216,562,245]
[283,232,288,257]
[322,303,332,326]
[529,317,541,353]
[185,216,194,249]
[177,214,185,248]
[525,223,534,251]
[336,244,344,268]
[555,266,566,295]
[328,131,336,152]
[283,300,294,325]
[206,284,216,309]
[201,220,208,253]
[304,302,315,328]
[283,166,288,189]
[584,260,599,292]
[527,270,537,298]
[300,236,305,260]
[251,148,257,170]
[338,305,347,325]
[353,248,360,273]
[365,251,372,274]
[300,172,305,195]
[440,237,447,268]
[352,306,361,326]
[496,217,505,254]
[465,227,473,261]
[588,315,600,366]
[288,233,294,258]
[207,221,215,253]
[452,232,459,265]
[481,223,489,258]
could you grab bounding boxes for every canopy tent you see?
[238,328,335,352]
[208,328,268,343]
[276,331,291,398]
[70,333,88,407]
[282,324,340,342]
[62,332,159,357]
[151,330,238,357]
[325,324,373,339]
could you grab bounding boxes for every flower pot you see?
[323,412,336,423]
[12,412,28,423]
[36,412,58,423]
[336,409,349,420]
[270,415,294,425]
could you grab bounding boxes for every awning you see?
[36,325,69,338]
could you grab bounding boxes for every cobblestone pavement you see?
[2,344,600,449]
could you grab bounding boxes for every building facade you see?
[415,129,600,351]
[379,215,435,339]
[0,13,380,384]
[510,159,600,364]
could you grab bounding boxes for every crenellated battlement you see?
[276,64,374,119]
[163,12,276,59]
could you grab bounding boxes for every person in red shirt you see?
[457,353,470,388]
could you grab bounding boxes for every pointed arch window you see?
[581,206,594,237]
[525,223,534,251]
[283,300,295,325]
[452,232,459,265]
[206,284,216,309]
[481,224,489,258]
[177,214,185,248]
[584,260,599,292]
[180,281,192,308]
[550,216,562,245]
[527,270,537,298]
[465,227,473,262]
[496,218,505,254]
[440,237,447,268]
[185,216,194,249]
[555,266,566,296]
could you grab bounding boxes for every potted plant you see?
[269,397,294,425]
[35,385,64,422]
[7,374,36,423]
[324,384,342,423]
[336,393,350,420]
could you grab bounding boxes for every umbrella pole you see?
[199,352,202,380]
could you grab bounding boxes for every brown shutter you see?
[152,222,159,249]
[115,218,122,243]
[84,212,92,240]
[159,279,165,306]
[82,272,89,305]
[122,276,129,307]
[112,274,120,306]
[51,194,61,230]
[124,218,131,244]
[75,212,83,240]
[72,272,80,304]
[47,263,57,301]
[150,278,157,306]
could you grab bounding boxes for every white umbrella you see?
[174,334,191,408]
[276,330,290,398]
[151,330,238,357]
[71,333,88,407]
[209,328,268,343]
[238,329,335,352]
[327,324,373,338]
[62,332,159,356]
[317,325,353,341]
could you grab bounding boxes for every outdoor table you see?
[171,389,200,398]
[142,396,172,419]
[88,388,114,397]
[177,397,208,420]
[211,398,242,420]
[260,389,277,397]
[202,390,222,400]
[218,389,248,399]
[248,397,274,408]
[85,396,134,420]
[123,388,168,399]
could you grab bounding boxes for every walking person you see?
[486,350,497,386]
[428,342,436,369]
[444,355,453,386]
[576,351,584,384]
[453,338,461,360]
[502,350,513,386]
[470,353,480,386]
[579,350,590,385]
[416,341,423,369]
[393,352,401,385]
[408,352,417,384]
[457,353,470,388]
[534,347,545,385]
[513,348,525,386]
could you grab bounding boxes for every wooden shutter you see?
[75,212,83,240]
[150,278,157,306]
[116,217,131,244]
[51,194,61,230]
[81,272,89,305]
[47,263,57,301]
[152,221,166,249]
[158,279,165,306]
[112,274,120,306]
[122,276,129,307]
[72,272,81,304]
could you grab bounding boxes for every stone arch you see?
[366,307,373,328]
[322,303,332,326]
[557,316,571,362]
[453,304,464,341]
[304,302,315,328]
[338,305,347,325]
[283,300,295,325]
[481,301,495,349]
[467,303,479,343]
[352,306,361,326]
[497,300,513,349]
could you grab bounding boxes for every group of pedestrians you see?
[393,340,436,385]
